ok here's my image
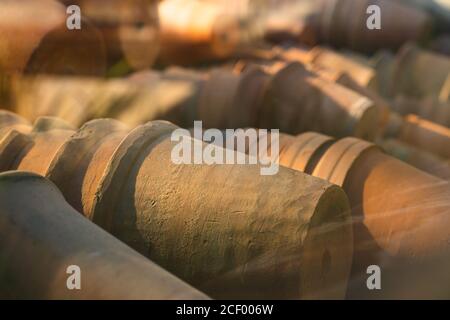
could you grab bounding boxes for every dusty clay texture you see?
[0,171,209,299]
[0,113,354,300]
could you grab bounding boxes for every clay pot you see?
[225,130,450,298]
[386,113,450,159]
[0,171,208,299]
[0,0,106,76]
[237,47,390,132]
[391,44,450,100]
[310,65,391,129]
[0,110,31,137]
[258,0,430,54]
[196,69,242,128]
[230,59,381,139]
[295,46,378,89]
[248,46,378,91]
[0,111,354,300]
[299,135,450,298]
[47,119,130,217]
[317,0,431,53]
[323,139,450,299]
[0,117,75,176]
[89,121,353,299]
[261,62,379,139]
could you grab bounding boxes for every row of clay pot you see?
[372,44,450,101]
[5,42,449,162]
[0,0,159,76]
[156,0,432,65]
[267,46,379,90]
[278,46,450,162]
[218,129,450,298]
[3,69,211,128]
[261,0,431,53]
[245,45,394,129]
[4,62,379,140]
[273,44,450,109]
[276,44,450,105]
[0,110,354,299]
[4,73,188,129]
[316,0,431,53]
[263,45,450,160]
[251,61,379,140]
[11,62,450,173]
[0,170,208,299]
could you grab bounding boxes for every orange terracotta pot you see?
[386,114,450,159]
[317,0,431,53]
[391,44,450,100]
[260,62,379,139]
[222,130,450,298]
[0,171,209,299]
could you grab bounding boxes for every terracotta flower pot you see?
[391,44,450,100]
[260,62,379,139]
[0,110,31,137]
[317,0,431,53]
[284,46,378,89]
[219,129,450,298]
[0,171,208,299]
[386,113,450,159]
